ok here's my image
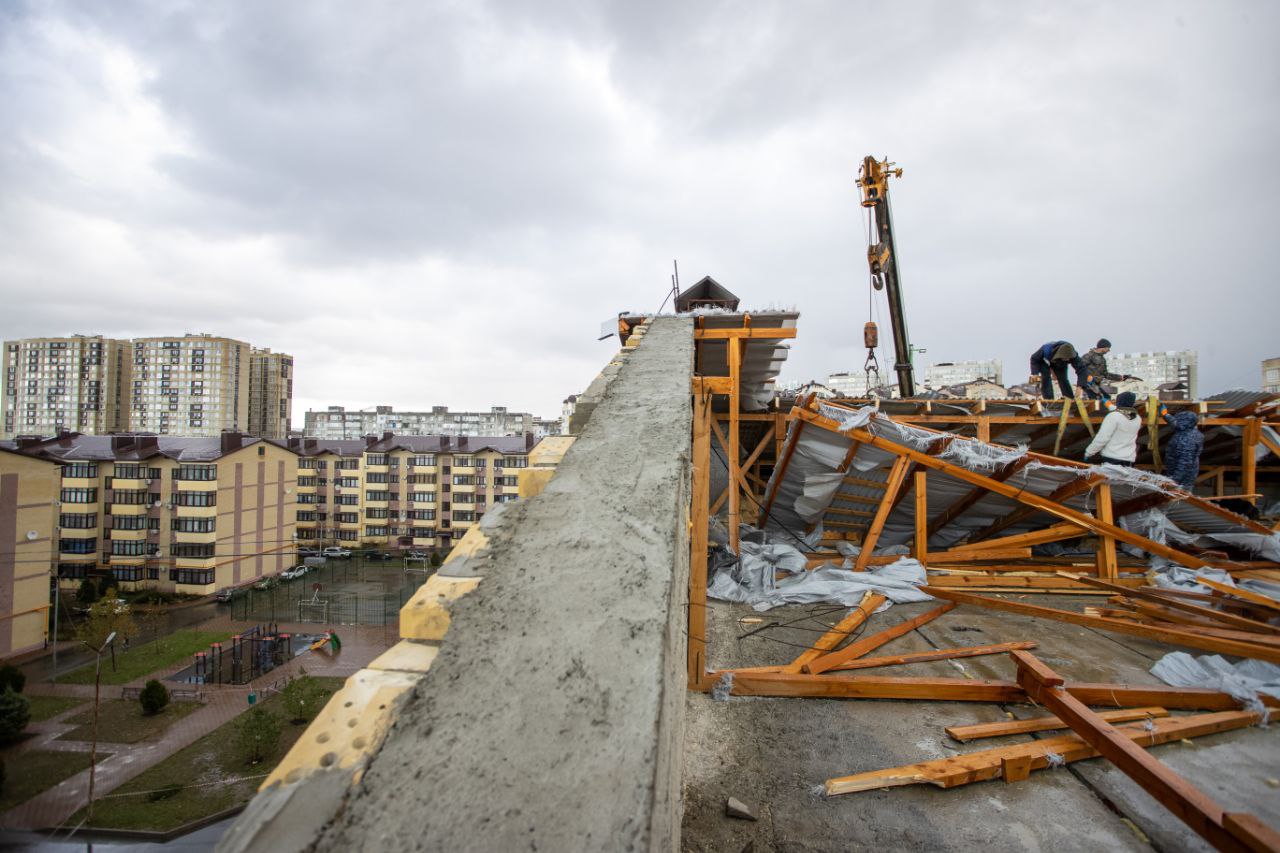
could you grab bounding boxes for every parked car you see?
[297,546,320,557]
[214,587,235,603]
[322,546,352,559]
[281,565,310,580]
[254,576,279,591]
[406,550,429,560]
[363,550,393,561]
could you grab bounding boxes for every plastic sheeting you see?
[1150,653,1280,711]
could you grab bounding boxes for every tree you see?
[77,578,99,606]
[280,673,327,724]
[0,664,25,694]
[98,570,118,599]
[139,680,170,716]
[0,688,30,743]
[429,551,442,569]
[75,588,138,655]
[136,608,168,656]
[235,707,282,765]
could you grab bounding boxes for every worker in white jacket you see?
[1084,391,1141,466]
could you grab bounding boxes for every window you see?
[365,490,390,502]
[453,492,475,504]
[496,476,519,487]
[59,513,97,529]
[336,494,358,506]
[111,515,147,530]
[409,491,436,503]
[337,477,359,488]
[494,494,518,503]
[113,489,149,505]
[297,510,317,522]
[453,456,473,467]
[408,474,437,485]
[366,472,389,484]
[411,527,435,538]
[452,475,474,486]
[365,525,389,536]
[112,540,147,555]
[453,510,475,522]
[61,463,98,479]
[298,493,318,504]
[298,458,317,469]
[336,512,359,524]
[408,509,436,521]
[336,459,359,470]
[298,476,317,487]
[176,464,217,481]
[112,566,144,581]
[473,459,486,470]
[172,543,215,558]
[410,455,436,466]
[173,517,216,533]
[59,538,97,554]
[502,456,528,469]
[365,507,389,519]
[173,567,215,585]
[176,491,217,507]
[57,562,90,579]
[366,454,389,466]
[336,530,358,541]
[113,463,145,479]
[60,488,98,503]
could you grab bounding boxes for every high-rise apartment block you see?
[1,334,293,439]
[1264,358,1280,394]
[1107,350,1198,399]
[249,348,295,439]
[923,359,1003,389]
[2,335,131,438]
[304,405,534,439]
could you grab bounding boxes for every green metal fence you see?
[228,559,429,626]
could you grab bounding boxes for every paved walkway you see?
[2,620,392,831]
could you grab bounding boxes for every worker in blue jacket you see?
[1161,408,1204,490]
[1029,341,1085,399]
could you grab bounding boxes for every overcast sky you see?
[2,1,1277,422]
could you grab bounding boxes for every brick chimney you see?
[525,432,535,450]
[457,436,468,448]
[220,431,243,453]
[135,434,159,455]
[111,435,133,453]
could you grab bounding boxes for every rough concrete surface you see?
[682,594,1280,851]
[315,316,695,852]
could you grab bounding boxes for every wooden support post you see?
[1094,482,1118,580]
[854,456,912,572]
[1052,401,1072,456]
[1012,651,1280,853]
[976,415,990,444]
[913,471,928,564]
[1243,417,1259,502]
[728,336,742,553]
[804,602,955,674]
[687,387,712,690]
[783,592,885,674]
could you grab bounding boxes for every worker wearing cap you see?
[1084,391,1142,465]
[1028,341,1085,399]
[1077,339,1133,400]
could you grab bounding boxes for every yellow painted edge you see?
[399,574,482,642]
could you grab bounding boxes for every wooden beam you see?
[804,602,955,674]
[694,327,798,339]
[1012,651,1280,853]
[782,592,885,674]
[691,376,734,395]
[1243,417,1258,501]
[723,641,1037,677]
[945,707,1169,742]
[923,586,1280,663]
[759,415,804,526]
[1057,572,1280,636]
[926,457,1031,537]
[1197,577,1280,615]
[825,710,1266,797]
[728,336,741,552]
[913,470,928,563]
[844,475,889,489]
[966,474,1102,544]
[687,388,712,689]
[853,456,912,572]
[1095,482,1118,580]
[941,522,1085,554]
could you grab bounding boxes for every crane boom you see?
[857,155,916,398]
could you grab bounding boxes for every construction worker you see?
[1084,391,1141,465]
[1028,341,1084,399]
[1161,407,1204,490]
[1077,339,1134,399]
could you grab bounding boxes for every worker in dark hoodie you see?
[1029,341,1085,399]
[1161,409,1204,490]
[1077,338,1134,399]
[1084,391,1141,465]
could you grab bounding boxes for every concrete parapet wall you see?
[219,316,694,852]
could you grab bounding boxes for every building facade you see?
[1264,358,1280,394]
[291,433,533,553]
[248,348,294,439]
[17,431,297,595]
[923,359,1003,389]
[303,405,535,439]
[1107,351,1199,399]
[0,448,59,656]
[2,335,131,439]
[130,335,252,437]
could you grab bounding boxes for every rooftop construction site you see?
[212,157,1280,853]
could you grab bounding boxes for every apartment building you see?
[15,431,297,595]
[0,447,59,656]
[1264,358,1280,395]
[304,405,535,439]
[2,335,131,438]
[290,433,533,553]
[248,348,295,439]
[1107,350,1199,399]
[923,359,1003,389]
[129,334,253,437]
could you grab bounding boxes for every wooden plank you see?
[727,334,742,554]
[825,710,1265,797]
[966,475,1102,544]
[723,642,1037,676]
[804,602,956,674]
[782,592,885,674]
[1243,417,1258,502]
[844,475,888,489]
[694,327,798,339]
[914,471,928,564]
[923,586,1280,663]
[945,707,1169,742]
[1057,572,1280,636]
[691,376,733,395]
[928,547,1034,562]
[687,388,712,689]
[1013,652,1277,853]
[853,456,912,572]
[942,523,1085,554]
[824,506,876,518]
[1095,482,1119,580]
[1198,577,1280,615]
[925,575,1122,591]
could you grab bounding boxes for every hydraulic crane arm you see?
[857,155,916,398]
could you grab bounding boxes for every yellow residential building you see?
[0,447,59,657]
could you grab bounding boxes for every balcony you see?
[175,504,217,518]
[110,477,147,490]
[111,503,148,516]
[173,530,217,544]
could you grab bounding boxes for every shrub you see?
[429,551,442,568]
[0,663,25,694]
[139,680,170,716]
[235,707,282,765]
[280,673,327,724]
[0,688,31,743]
[77,578,100,605]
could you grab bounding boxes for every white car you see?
[322,546,352,559]
[281,564,309,580]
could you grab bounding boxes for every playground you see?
[225,557,430,626]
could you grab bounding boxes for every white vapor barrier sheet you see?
[1151,653,1280,706]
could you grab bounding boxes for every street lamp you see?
[84,630,117,820]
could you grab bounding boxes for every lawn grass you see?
[79,676,344,831]
[26,695,88,723]
[58,698,202,744]
[60,630,232,686]
[0,748,104,812]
